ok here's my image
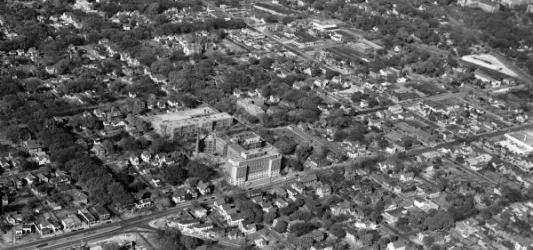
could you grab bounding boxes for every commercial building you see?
[145,107,233,138]
[502,130,533,155]
[461,54,518,78]
[311,19,338,31]
[206,131,282,185]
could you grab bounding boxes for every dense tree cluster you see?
[154,229,204,250]
[163,159,216,186]
[234,196,264,224]
[39,125,134,206]
[289,222,318,236]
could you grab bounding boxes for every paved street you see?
[6,199,213,250]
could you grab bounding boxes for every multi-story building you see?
[207,131,282,185]
[145,107,233,138]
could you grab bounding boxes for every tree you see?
[235,198,264,224]
[118,136,139,151]
[501,186,523,204]
[186,161,215,181]
[329,225,346,238]
[181,235,203,249]
[447,194,477,221]
[295,145,313,162]
[273,220,288,233]
[274,136,297,154]
[22,160,40,171]
[290,209,312,221]
[154,229,196,250]
[264,211,278,224]
[284,157,303,171]
[423,210,454,231]
[151,60,174,76]
[289,222,317,236]
[423,236,435,248]
[163,165,188,186]
[258,57,275,69]
[103,243,129,250]
[279,202,298,216]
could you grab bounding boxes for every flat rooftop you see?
[146,107,233,127]
[148,107,218,121]
[506,130,533,146]
[254,2,294,15]
[461,54,518,78]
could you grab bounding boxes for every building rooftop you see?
[146,107,233,129]
[506,130,533,146]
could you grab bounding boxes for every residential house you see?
[387,240,407,250]
[35,217,56,236]
[90,206,111,221]
[255,237,269,247]
[227,212,245,227]
[239,223,257,235]
[197,181,211,195]
[354,220,378,230]
[135,199,153,209]
[172,188,188,203]
[227,228,244,240]
[274,198,289,208]
[331,201,352,216]
[417,183,441,199]
[64,189,88,206]
[36,173,49,183]
[45,199,62,211]
[316,184,332,198]
[169,218,199,230]
[382,208,405,225]
[23,140,44,155]
[2,194,8,206]
[298,173,318,185]
[191,207,208,218]
[290,183,305,194]
[14,225,24,239]
[302,230,326,242]
[413,197,439,212]
[270,186,287,198]
[286,187,300,201]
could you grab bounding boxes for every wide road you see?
[10,173,309,250]
[18,121,529,250]
[407,123,533,156]
[7,198,215,250]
